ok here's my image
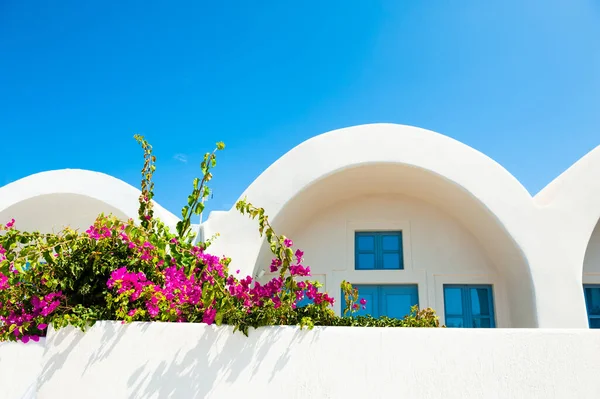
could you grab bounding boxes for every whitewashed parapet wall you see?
[1,124,600,328]
[0,339,45,399]
[0,323,598,399]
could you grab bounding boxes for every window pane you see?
[346,286,378,318]
[296,290,312,307]
[589,318,600,329]
[381,234,400,251]
[356,235,375,251]
[470,287,492,316]
[380,285,418,319]
[382,253,401,269]
[355,292,376,317]
[471,318,492,328]
[585,287,600,316]
[357,253,375,269]
[444,287,463,315]
[445,317,464,328]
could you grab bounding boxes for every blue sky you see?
[1,1,599,217]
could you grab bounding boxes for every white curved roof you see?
[535,145,600,239]
[0,169,180,228]
[234,123,535,241]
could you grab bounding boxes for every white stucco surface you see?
[0,339,45,399]
[257,193,513,325]
[0,169,180,233]
[584,221,600,282]
[33,322,600,399]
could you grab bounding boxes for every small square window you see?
[355,231,403,270]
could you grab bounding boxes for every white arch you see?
[0,169,180,231]
[244,123,533,222]
[204,123,542,326]
[535,146,600,267]
[206,123,536,266]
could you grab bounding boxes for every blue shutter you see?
[444,285,495,328]
[341,284,418,319]
[584,285,600,329]
[355,233,377,270]
[380,232,403,270]
[342,285,379,317]
[468,286,495,328]
[380,285,418,319]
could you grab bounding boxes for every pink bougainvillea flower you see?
[360,298,367,306]
[289,264,311,277]
[5,218,15,229]
[202,307,217,325]
[0,273,9,290]
[37,324,48,330]
[270,258,282,273]
[283,238,293,248]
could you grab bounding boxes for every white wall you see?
[0,169,181,233]
[0,194,129,234]
[584,220,600,281]
[257,194,511,326]
[0,340,45,399]
[35,322,600,399]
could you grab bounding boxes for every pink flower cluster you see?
[296,280,335,306]
[107,245,226,324]
[269,249,309,276]
[0,292,62,343]
[85,225,112,240]
[226,274,284,309]
[0,273,8,291]
[226,254,334,309]
[0,244,6,263]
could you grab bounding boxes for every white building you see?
[2,123,599,329]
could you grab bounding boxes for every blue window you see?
[443,285,496,328]
[341,284,418,319]
[355,231,403,270]
[296,291,312,308]
[584,285,600,329]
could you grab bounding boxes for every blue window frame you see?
[341,284,418,319]
[443,284,496,328]
[584,285,600,329]
[355,231,403,270]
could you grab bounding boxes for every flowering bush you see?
[0,136,440,342]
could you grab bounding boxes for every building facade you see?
[2,124,599,328]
